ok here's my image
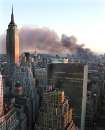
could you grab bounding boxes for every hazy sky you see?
[0,0,105,53]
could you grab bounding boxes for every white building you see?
[0,73,4,117]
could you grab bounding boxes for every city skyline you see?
[0,2,105,129]
[0,0,105,53]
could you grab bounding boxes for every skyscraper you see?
[0,73,4,117]
[47,63,88,130]
[35,89,76,130]
[6,6,20,65]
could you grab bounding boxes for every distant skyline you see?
[0,0,105,53]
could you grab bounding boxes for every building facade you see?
[35,89,76,130]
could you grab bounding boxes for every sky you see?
[0,0,105,53]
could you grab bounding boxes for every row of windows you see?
[0,112,19,130]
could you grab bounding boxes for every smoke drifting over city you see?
[0,27,93,54]
[19,27,65,53]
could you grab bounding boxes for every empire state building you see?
[6,7,20,65]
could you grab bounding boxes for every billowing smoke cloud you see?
[19,27,66,53]
[0,26,93,55]
[61,34,84,51]
[61,34,94,55]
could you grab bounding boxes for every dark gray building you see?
[47,63,88,130]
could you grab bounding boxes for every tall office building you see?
[6,6,20,65]
[47,63,88,130]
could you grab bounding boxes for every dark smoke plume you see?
[0,26,93,55]
[61,34,94,56]
[61,34,85,52]
[19,27,66,53]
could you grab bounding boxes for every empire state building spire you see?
[9,5,15,25]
